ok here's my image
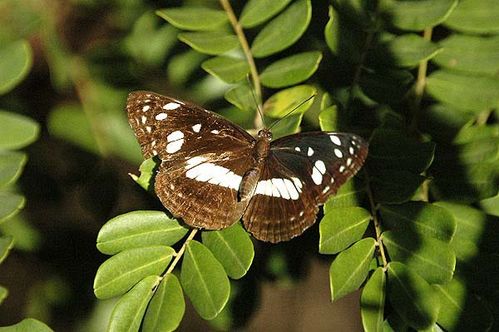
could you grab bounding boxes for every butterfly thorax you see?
[237,129,272,202]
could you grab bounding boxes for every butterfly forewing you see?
[127,91,257,230]
[243,132,368,242]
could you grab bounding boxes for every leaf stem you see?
[364,170,388,269]
[164,228,199,276]
[409,27,432,133]
[219,0,263,129]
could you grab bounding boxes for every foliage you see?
[0,0,498,331]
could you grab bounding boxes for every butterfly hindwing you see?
[127,91,257,229]
[243,132,368,242]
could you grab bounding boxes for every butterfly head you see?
[257,128,272,141]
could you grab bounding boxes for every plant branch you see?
[164,228,199,276]
[364,170,388,269]
[219,0,263,130]
[409,27,432,133]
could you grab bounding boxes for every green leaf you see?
[108,275,160,332]
[97,211,188,255]
[379,0,458,31]
[433,35,499,75]
[0,192,25,224]
[329,238,376,301]
[178,31,239,56]
[269,114,303,140]
[371,170,426,204]
[361,268,385,332]
[426,70,499,113]
[0,286,7,305]
[324,179,366,211]
[0,111,39,150]
[0,40,33,94]
[129,158,159,192]
[480,193,499,217]
[263,85,316,118]
[319,105,338,132]
[319,207,371,254]
[156,7,228,31]
[224,83,254,112]
[383,231,455,284]
[251,0,311,58]
[143,274,185,332]
[387,262,440,330]
[419,103,474,143]
[47,104,99,154]
[434,202,487,262]
[368,129,435,173]
[240,0,292,28]
[374,34,442,68]
[379,202,456,242]
[260,51,322,88]
[167,50,206,86]
[202,223,254,279]
[434,276,493,331]
[94,246,175,299]
[444,0,499,34]
[0,318,53,332]
[0,236,14,264]
[0,151,26,188]
[201,56,249,84]
[181,240,230,320]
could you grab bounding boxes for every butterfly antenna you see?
[268,94,316,130]
[246,75,266,129]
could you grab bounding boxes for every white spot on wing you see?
[186,156,206,168]
[272,178,289,200]
[334,149,343,158]
[349,147,355,155]
[347,158,352,166]
[155,113,167,121]
[185,162,241,190]
[167,130,184,142]
[283,179,299,199]
[142,105,150,112]
[307,147,314,156]
[166,140,183,153]
[141,116,147,124]
[146,126,152,133]
[291,177,303,192]
[294,147,301,152]
[211,130,220,134]
[330,135,341,146]
[315,160,326,174]
[339,165,345,173]
[163,102,180,110]
[192,124,201,133]
[311,166,323,185]
[322,185,330,194]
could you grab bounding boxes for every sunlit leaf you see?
[260,51,322,88]
[387,262,440,330]
[181,240,230,320]
[251,0,311,58]
[0,318,53,332]
[108,275,160,332]
[157,7,228,31]
[94,246,174,299]
[0,40,33,94]
[324,179,366,211]
[224,82,254,112]
[263,85,316,118]
[383,231,455,284]
[329,238,376,301]
[201,56,249,84]
[202,223,254,279]
[0,192,25,224]
[379,0,458,31]
[361,268,385,332]
[143,274,185,332]
[178,32,239,56]
[444,0,499,34]
[319,207,371,254]
[0,111,39,150]
[129,158,159,192]
[0,236,14,264]
[97,211,188,255]
[240,0,292,28]
[319,105,338,132]
[0,151,26,188]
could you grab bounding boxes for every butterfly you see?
[126,91,368,243]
